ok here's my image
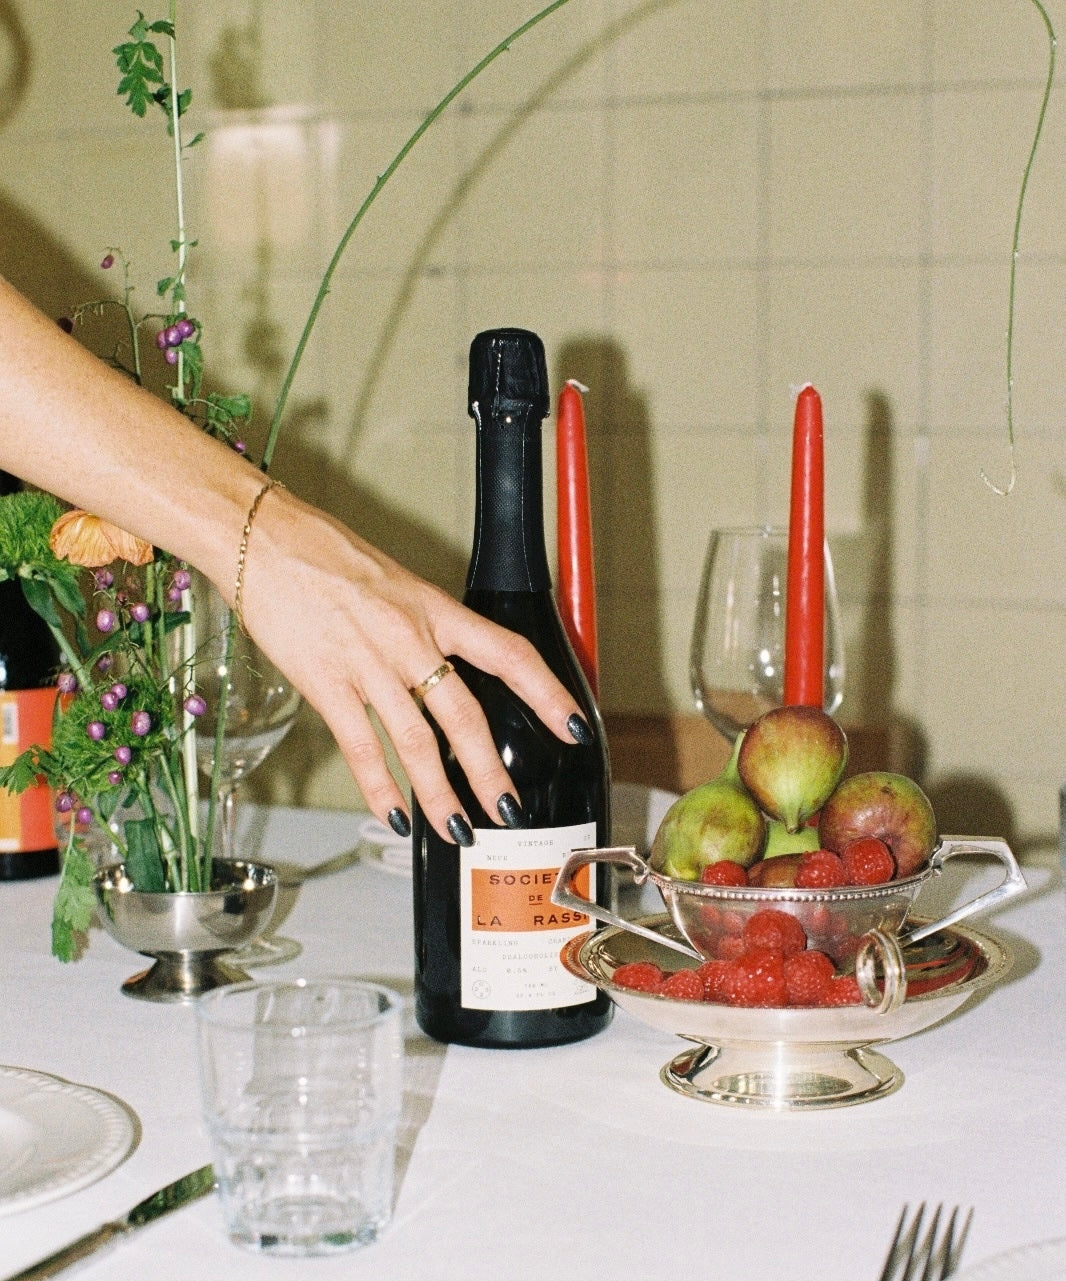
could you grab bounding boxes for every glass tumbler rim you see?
[195,975,404,1034]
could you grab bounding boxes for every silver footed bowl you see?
[94,860,278,1003]
[561,914,1012,1111]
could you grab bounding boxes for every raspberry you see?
[612,962,664,993]
[742,908,807,958]
[700,860,749,886]
[795,848,848,889]
[842,837,896,885]
[696,959,734,1003]
[660,969,705,1001]
[720,946,787,1007]
[714,932,747,961]
[783,950,836,1005]
[822,975,862,1006]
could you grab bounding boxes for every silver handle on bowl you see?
[551,846,703,960]
[855,928,907,1014]
[900,835,1027,946]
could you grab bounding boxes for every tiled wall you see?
[1,0,1063,845]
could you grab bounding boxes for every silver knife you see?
[5,1165,216,1281]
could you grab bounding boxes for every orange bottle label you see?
[470,864,591,932]
[459,822,598,1012]
[0,688,58,853]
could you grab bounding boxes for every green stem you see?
[160,2,203,884]
[119,258,143,385]
[261,0,574,469]
[982,0,1056,495]
[203,609,238,883]
[166,0,190,408]
[45,618,90,691]
[155,746,194,888]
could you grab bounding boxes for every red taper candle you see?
[556,379,599,697]
[783,383,824,708]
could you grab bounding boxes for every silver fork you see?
[878,1204,974,1281]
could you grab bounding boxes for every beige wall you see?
[1,0,1063,846]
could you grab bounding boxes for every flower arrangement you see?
[0,0,573,962]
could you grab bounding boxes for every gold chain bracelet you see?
[233,478,283,634]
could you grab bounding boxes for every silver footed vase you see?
[93,860,278,1002]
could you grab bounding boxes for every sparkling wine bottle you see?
[0,471,60,879]
[412,328,612,1048]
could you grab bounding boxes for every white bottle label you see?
[459,822,598,1011]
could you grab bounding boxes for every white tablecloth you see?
[0,798,1062,1281]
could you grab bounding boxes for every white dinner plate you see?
[954,1238,1066,1281]
[0,1065,135,1215]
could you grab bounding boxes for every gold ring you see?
[411,661,455,702]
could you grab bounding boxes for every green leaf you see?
[181,340,204,400]
[51,842,96,962]
[156,276,175,296]
[161,609,191,635]
[20,575,65,632]
[207,392,251,424]
[124,816,166,891]
[113,19,167,120]
[0,495,85,631]
[0,491,64,571]
[0,748,45,795]
[49,572,87,620]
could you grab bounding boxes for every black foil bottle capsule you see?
[412,328,612,1048]
[0,471,60,879]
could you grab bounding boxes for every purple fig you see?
[737,705,848,833]
[818,771,936,878]
[748,852,802,887]
[650,734,765,879]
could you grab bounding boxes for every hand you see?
[238,486,590,845]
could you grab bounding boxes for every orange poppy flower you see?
[49,509,154,568]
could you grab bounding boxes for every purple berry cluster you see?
[155,315,197,366]
[167,567,192,604]
[90,564,191,638]
[49,556,210,832]
[53,658,210,825]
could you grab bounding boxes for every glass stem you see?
[220,781,238,862]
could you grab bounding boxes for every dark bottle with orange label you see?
[412,328,612,1047]
[0,471,60,879]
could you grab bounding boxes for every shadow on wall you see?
[0,1,28,131]
[216,0,689,805]
[338,0,690,461]
[846,390,1019,848]
[554,334,673,719]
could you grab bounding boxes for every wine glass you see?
[191,574,303,965]
[689,525,844,742]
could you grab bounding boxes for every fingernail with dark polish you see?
[567,712,594,746]
[446,813,474,847]
[496,792,523,829]
[387,807,411,838]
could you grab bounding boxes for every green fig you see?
[762,817,821,860]
[737,705,848,833]
[650,735,765,879]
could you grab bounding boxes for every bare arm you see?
[0,276,589,842]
